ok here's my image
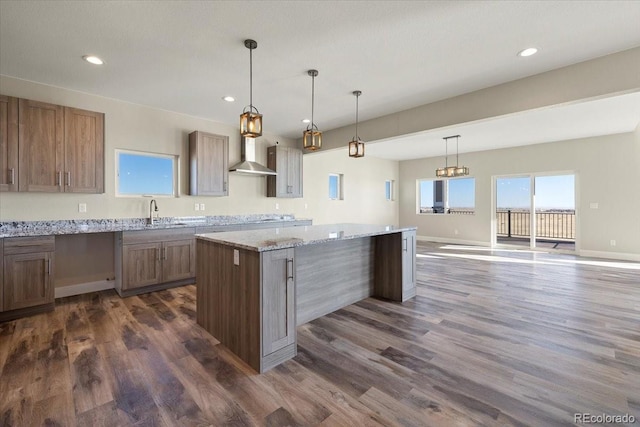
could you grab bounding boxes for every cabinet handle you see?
[163,247,167,260]
[66,171,71,187]
[57,171,62,186]
[286,258,294,280]
[47,259,51,275]
[223,181,227,191]
[8,168,15,184]
[403,238,408,252]
[157,249,161,262]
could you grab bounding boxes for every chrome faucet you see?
[149,199,159,225]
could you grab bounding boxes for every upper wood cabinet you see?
[18,98,65,192]
[266,146,303,198]
[189,131,229,196]
[64,107,105,193]
[0,95,105,193]
[0,96,18,192]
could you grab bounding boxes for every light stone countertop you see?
[0,214,310,238]
[196,223,416,252]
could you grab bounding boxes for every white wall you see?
[0,76,398,225]
[399,133,640,260]
[302,149,399,226]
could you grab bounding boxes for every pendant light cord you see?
[355,93,359,139]
[249,46,253,111]
[311,74,315,129]
[456,135,459,167]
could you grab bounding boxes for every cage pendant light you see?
[240,39,263,137]
[303,70,322,150]
[435,135,469,177]
[348,90,365,158]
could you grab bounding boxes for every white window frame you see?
[329,173,344,200]
[385,180,395,201]
[115,149,179,198]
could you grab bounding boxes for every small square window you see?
[116,150,178,197]
[329,173,343,200]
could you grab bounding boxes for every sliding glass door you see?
[494,173,576,251]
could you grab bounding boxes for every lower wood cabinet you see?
[262,248,296,357]
[374,229,417,302]
[115,228,195,296]
[1,236,55,319]
[196,240,297,373]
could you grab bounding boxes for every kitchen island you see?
[196,223,417,373]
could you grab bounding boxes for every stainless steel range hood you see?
[229,136,277,176]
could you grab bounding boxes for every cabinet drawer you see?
[4,236,55,255]
[122,227,196,244]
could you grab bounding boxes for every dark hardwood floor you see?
[1,242,639,426]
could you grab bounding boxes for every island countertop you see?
[195,223,417,252]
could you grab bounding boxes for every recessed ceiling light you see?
[517,47,538,57]
[222,96,235,102]
[301,119,311,124]
[82,55,104,65]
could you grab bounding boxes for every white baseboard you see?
[55,279,114,298]
[417,235,489,247]
[579,250,640,262]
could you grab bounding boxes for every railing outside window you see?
[496,210,575,240]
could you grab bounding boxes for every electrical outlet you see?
[304,203,308,210]
[200,203,205,211]
[454,229,459,235]
[194,203,200,211]
[275,203,279,210]
[590,202,599,209]
[78,203,87,213]
[610,240,616,247]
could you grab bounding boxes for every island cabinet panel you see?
[196,240,262,371]
[262,248,295,357]
[18,99,64,192]
[0,96,18,192]
[189,131,229,196]
[295,238,375,325]
[266,146,303,198]
[2,236,55,314]
[64,107,105,193]
[374,229,417,302]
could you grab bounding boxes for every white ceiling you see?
[1,1,640,158]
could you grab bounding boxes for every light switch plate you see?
[233,249,239,265]
[590,202,599,209]
[78,203,87,213]
[200,203,205,211]
[194,203,200,211]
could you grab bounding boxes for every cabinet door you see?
[0,96,19,192]
[262,248,295,356]
[162,238,195,282]
[122,242,162,290]
[4,251,53,311]
[287,147,303,198]
[18,99,64,192]
[64,107,104,193]
[402,230,417,295]
[189,131,229,196]
[274,147,290,197]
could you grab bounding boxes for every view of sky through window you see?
[117,151,175,196]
